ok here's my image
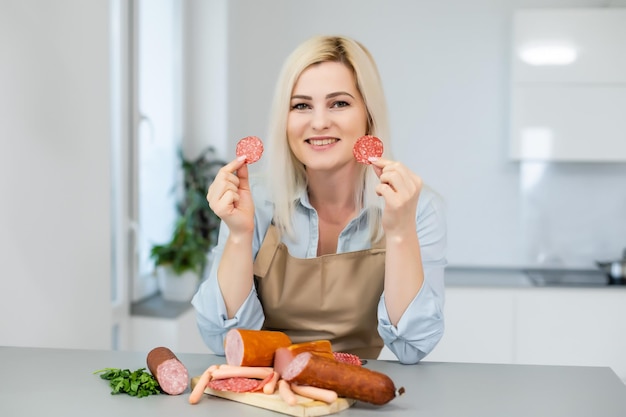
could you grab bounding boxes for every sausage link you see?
[281,352,399,405]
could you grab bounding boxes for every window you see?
[131,0,183,301]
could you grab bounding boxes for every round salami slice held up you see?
[353,135,384,164]
[236,136,264,164]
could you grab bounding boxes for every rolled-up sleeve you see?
[191,272,264,355]
[378,186,447,364]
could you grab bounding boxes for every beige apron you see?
[253,224,386,359]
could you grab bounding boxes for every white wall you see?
[0,0,112,349]
[186,0,626,269]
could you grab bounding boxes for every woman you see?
[192,35,446,364]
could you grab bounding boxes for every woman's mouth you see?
[306,138,338,146]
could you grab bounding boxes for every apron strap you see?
[253,224,281,279]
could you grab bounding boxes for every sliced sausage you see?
[353,135,384,164]
[236,136,264,164]
[281,351,400,405]
[224,328,292,367]
[208,377,263,393]
[274,340,334,376]
[333,351,362,366]
[146,346,189,395]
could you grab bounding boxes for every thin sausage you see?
[278,379,298,406]
[189,366,216,405]
[290,383,338,404]
[263,371,280,395]
[281,352,400,405]
[210,365,273,381]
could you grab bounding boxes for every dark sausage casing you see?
[281,352,399,405]
[146,346,189,395]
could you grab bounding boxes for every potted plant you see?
[150,146,226,301]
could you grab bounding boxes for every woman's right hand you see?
[206,155,255,236]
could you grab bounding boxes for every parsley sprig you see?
[94,367,161,397]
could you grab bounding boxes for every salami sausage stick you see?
[224,328,291,367]
[146,346,189,395]
[281,352,401,405]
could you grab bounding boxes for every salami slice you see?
[353,135,383,164]
[236,136,264,164]
[146,346,189,395]
[208,377,262,393]
[333,352,363,367]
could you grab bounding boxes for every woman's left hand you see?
[369,157,422,237]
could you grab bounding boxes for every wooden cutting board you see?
[191,376,355,417]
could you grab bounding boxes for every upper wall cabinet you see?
[510,9,626,162]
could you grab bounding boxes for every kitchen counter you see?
[445,266,624,288]
[1,346,625,417]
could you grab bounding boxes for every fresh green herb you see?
[93,367,161,398]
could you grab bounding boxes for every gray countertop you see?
[1,346,625,417]
[445,266,624,288]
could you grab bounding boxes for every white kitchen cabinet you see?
[427,284,626,383]
[515,288,626,381]
[510,9,626,162]
[131,307,213,355]
[423,288,517,364]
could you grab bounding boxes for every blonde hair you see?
[266,35,391,244]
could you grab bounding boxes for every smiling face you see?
[287,61,369,172]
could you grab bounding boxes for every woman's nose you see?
[311,108,330,130]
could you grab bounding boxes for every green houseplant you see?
[149,146,226,300]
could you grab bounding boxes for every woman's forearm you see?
[383,232,424,325]
[217,232,255,319]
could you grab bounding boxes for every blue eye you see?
[291,103,310,110]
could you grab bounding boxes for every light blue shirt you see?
[192,176,447,364]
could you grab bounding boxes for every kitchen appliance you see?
[596,248,626,285]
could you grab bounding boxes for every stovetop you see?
[523,268,624,287]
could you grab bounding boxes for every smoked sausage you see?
[146,346,189,395]
[281,351,400,405]
[273,340,334,376]
[224,328,291,367]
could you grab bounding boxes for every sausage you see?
[290,383,338,404]
[274,340,334,376]
[263,371,280,394]
[224,328,292,367]
[281,351,400,405]
[236,136,264,164]
[208,377,263,393]
[210,365,273,381]
[189,365,216,404]
[146,346,189,395]
[353,135,384,164]
[278,379,298,406]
